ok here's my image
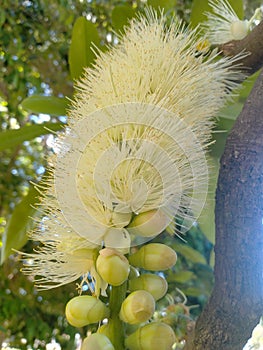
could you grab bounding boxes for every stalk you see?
[108,281,127,350]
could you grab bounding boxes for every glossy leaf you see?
[196,156,219,244]
[69,17,101,80]
[172,270,195,283]
[111,5,136,32]
[1,186,39,264]
[190,0,210,27]
[238,71,260,102]
[210,117,235,158]
[183,286,209,297]
[173,244,207,264]
[147,0,176,12]
[0,122,63,152]
[190,0,244,28]
[21,95,69,116]
[228,0,244,19]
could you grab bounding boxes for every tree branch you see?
[191,68,263,350]
[220,20,263,76]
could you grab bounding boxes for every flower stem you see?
[108,282,127,350]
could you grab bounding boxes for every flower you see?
[202,0,259,45]
[21,202,107,293]
[55,102,209,247]
[243,317,263,350]
[73,8,242,137]
[55,10,243,244]
[22,9,244,291]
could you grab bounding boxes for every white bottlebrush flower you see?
[203,0,252,45]
[21,210,107,294]
[54,102,209,246]
[243,317,263,350]
[72,8,243,138]
[22,9,244,290]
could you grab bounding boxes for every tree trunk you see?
[192,69,263,349]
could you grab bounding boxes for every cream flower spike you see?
[203,0,259,45]
[72,8,244,138]
[20,8,245,292]
[54,102,209,245]
[21,215,107,294]
[243,317,263,350]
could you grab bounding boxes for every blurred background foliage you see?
[0,0,262,348]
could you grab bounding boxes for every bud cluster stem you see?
[108,281,127,350]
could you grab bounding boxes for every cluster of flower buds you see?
[65,243,178,349]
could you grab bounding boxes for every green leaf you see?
[190,0,244,27]
[173,244,207,264]
[183,286,209,297]
[238,71,260,102]
[1,186,39,264]
[21,95,69,116]
[0,122,63,152]
[196,156,219,244]
[112,5,136,32]
[218,103,243,121]
[172,270,195,283]
[228,0,244,19]
[190,0,210,27]
[210,117,235,158]
[69,17,101,80]
[147,0,176,12]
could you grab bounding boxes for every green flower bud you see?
[127,209,170,237]
[97,323,111,338]
[129,274,168,301]
[128,243,177,271]
[81,333,115,350]
[65,295,109,327]
[125,322,176,350]
[119,290,155,325]
[111,210,132,228]
[96,248,130,286]
[129,266,140,279]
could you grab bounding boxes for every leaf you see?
[190,0,244,27]
[228,0,244,19]
[190,0,210,27]
[147,0,176,12]
[238,71,260,102]
[219,103,243,121]
[195,156,219,244]
[173,244,207,264]
[183,286,209,297]
[111,5,136,32]
[0,122,63,152]
[172,270,195,283]
[1,186,39,264]
[21,95,69,116]
[69,17,101,80]
[210,117,235,158]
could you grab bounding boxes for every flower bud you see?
[125,322,176,350]
[96,248,130,286]
[128,243,177,271]
[230,20,249,40]
[127,209,170,237]
[81,333,115,350]
[97,323,111,338]
[119,290,155,324]
[65,295,109,327]
[251,320,263,343]
[129,266,140,279]
[111,210,132,228]
[129,274,168,301]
